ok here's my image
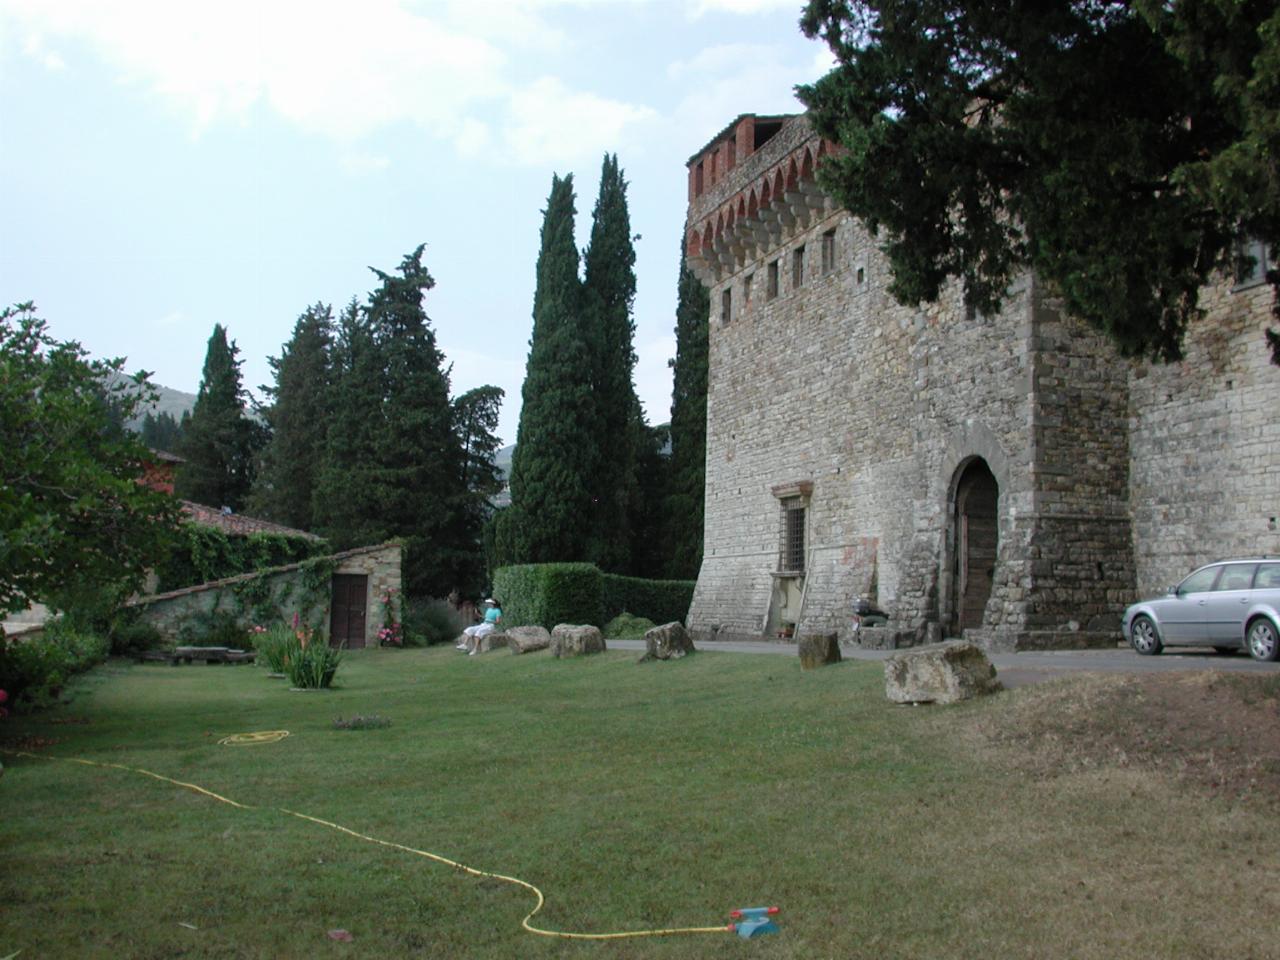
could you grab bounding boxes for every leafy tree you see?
[798,0,1280,364]
[249,303,334,530]
[175,324,263,510]
[0,303,179,622]
[582,154,642,572]
[139,410,184,451]
[507,174,598,562]
[665,241,710,579]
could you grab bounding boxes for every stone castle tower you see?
[683,113,1279,650]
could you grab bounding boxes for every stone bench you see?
[136,647,257,666]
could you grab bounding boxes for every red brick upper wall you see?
[687,114,795,202]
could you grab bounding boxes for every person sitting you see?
[458,598,502,655]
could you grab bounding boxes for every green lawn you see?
[0,648,1275,959]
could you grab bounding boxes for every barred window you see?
[780,498,806,572]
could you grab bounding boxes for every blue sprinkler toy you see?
[729,906,780,939]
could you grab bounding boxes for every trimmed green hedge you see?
[155,525,328,593]
[493,563,604,630]
[493,563,695,630]
[602,573,695,627]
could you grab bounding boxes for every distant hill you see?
[130,381,198,427]
[104,371,197,429]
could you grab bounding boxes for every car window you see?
[1216,564,1257,591]
[1256,563,1280,589]
[1179,566,1220,594]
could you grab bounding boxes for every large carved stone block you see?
[475,631,508,654]
[797,632,841,669]
[884,640,1001,704]
[639,622,696,662]
[507,625,551,655]
[550,624,606,658]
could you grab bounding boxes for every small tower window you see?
[822,230,836,274]
[722,288,732,325]
[767,260,780,300]
[792,245,806,289]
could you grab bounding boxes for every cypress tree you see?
[313,299,386,550]
[665,239,710,579]
[248,303,334,530]
[582,154,641,572]
[507,174,596,562]
[139,410,184,451]
[452,384,505,596]
[367,244,464,598]
[175,324,261,511]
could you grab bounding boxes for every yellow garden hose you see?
[217,730,290,746]
[0,740,734,943]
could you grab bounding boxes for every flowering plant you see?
[378,586,403,647]
[0,688,8,720]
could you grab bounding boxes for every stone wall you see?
[685,112,1274,651]
[130,542,402,649]
[1128,275,1280,594]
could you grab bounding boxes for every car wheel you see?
[1246,618,1279,662]
[1130,615,1162,656]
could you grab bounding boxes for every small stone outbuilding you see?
[130,542,402,649]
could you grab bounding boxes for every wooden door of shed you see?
[329,574,368,648]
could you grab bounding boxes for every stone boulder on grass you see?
[884,640,1001,705]
[550,624,606,658]
[798,632,841,669]
[638,622,695,662]
[507,626,552,655]
[474,631,509,654]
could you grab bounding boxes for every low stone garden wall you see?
[129,542,402,649]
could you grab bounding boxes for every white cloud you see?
[634,333,676,425]
[667,42,816,141]
[338,152,391,176]
[21,32,65,71]
[503,77,657,167]
[685,0,803,18]
[0,0,654,166]
[153,309,184,328]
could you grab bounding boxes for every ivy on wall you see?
[154,525,328,593]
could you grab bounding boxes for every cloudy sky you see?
[1,0,831,443]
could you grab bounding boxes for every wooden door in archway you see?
[953,460,999,633]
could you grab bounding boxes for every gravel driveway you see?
[605,637,1280,687]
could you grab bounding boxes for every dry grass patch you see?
[966,670,1280,808]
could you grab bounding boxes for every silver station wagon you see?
[1122,559,1280,662]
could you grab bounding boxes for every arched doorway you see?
[952,459,999,634]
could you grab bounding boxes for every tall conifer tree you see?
[665,240,710,579]
[175,324,261,511]
[313,299,386,549]
[507,174,596,562]
[368,244,463,598]
[452,385,505,595]
[582,154,642,572]
[249,303,334,530]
